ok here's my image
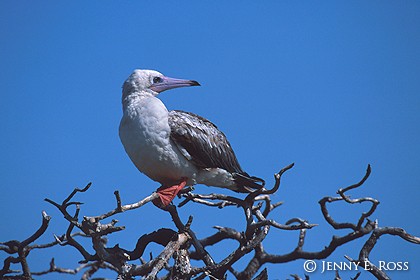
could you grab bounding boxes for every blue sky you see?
[0,1,419,279]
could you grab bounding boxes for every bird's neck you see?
[122,90,154,111]
[122,91,169,122]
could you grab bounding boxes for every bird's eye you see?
[153,77,162,83]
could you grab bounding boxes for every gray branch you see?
[2,164,419,280]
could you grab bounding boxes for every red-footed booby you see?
[119,69,264,207]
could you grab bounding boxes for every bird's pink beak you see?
[149,76,200,93]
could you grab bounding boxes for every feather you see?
[169,110,264,191]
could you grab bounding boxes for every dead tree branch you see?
[1,164,418,279]
[0,211,51,280]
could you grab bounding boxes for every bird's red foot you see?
[153,178,188,208]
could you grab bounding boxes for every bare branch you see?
[344,226,420,280]
[91,192,160,221]
[3,164,419,280]
[319,165,377,231]
[143,233,190,280]
[0,211,52,279]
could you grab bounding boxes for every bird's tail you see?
[232,172,265,193]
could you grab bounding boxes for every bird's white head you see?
[122,69,200,105]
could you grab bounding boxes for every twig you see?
[0,211,51,279]
[91,192,160,221]
[144,233,190,280]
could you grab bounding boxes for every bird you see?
[119,69,264,207]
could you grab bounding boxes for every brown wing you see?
[169,110,244,173]
[168,110,265,191]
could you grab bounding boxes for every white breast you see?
[119,95,197,186]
